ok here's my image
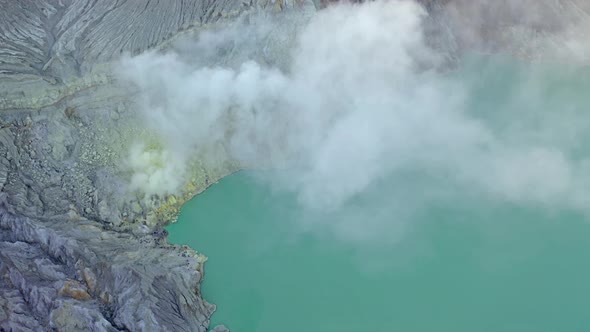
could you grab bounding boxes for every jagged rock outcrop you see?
[0,207,213,331]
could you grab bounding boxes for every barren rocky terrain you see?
[0,1,315,330]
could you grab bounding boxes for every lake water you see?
[166,57,590,331]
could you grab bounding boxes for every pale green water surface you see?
[167,57,590,332]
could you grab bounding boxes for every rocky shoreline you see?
[0,1,309,330]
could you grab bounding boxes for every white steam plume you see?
[119,0,590,241]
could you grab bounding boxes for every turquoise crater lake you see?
[167,171,590,332]
[166,58,590,331]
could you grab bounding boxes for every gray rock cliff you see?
[0,0,313,331]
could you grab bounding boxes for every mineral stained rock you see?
[1,0,589,331]
[0,0,314,331]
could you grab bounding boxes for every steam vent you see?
[1,0,590,331]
